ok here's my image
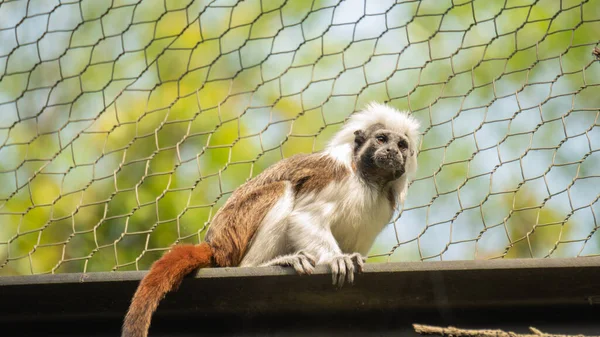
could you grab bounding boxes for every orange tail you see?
[122,243,213,337]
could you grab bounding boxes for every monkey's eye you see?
[398,140,408,148]
[376,135,387,144]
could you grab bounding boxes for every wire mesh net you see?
[0,0,599,276]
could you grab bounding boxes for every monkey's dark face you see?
[353,124,411,184]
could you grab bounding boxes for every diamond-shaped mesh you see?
[0,0,599,275]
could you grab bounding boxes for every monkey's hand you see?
[329,253,365,287]
[260,251,316,275]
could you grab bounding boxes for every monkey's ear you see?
[354,130,366,148]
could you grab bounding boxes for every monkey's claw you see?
[290,251,316,275]
[262,251,316,275]
[329,253,365,287]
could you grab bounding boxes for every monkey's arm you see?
[285,208,365,287]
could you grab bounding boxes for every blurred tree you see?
[0,0,598,275]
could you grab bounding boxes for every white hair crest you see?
[324,102,421,204]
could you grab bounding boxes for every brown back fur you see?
[206,181,288,267]
[205,153,348,267]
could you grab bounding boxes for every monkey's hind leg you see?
[260,251,316,275]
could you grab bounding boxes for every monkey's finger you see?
[344,256,354,285]
[300,257,314,275]
[336,259,346,288]
[349,253,365,273]
[303,252,316,266]
[355,254,365,273]
[291,259,306,275]
[330,260,340,286]
[306,254,317,267]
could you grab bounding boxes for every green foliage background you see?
[0,0,599,275]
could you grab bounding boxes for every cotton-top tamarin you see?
[122,102,421,337]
